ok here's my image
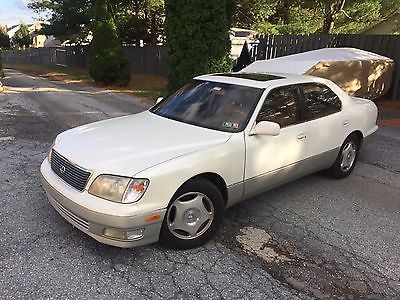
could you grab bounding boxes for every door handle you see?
[343,120,350,127]
[297,134,306,141]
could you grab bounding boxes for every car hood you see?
[53,111,232,176]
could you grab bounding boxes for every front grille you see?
[50,150,91,192]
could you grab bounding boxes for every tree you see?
[11,23,32,49]
[89,0,130,86]
[112,0,165,45]
[233,0,277,29]
[329,0,399,33]
[29,0,166,44]
[233,0,400,35]
[226,0,237,25]
[317,0,347,33]
[165,0,232,92]
[0,27,10,49]
[29,0,95,43]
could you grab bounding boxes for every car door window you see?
[302,83,342,120]
[256,85,301,128]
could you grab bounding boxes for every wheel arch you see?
[348,130,364,147]
[180,172,228,206]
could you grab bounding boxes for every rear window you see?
[302,83,342,120]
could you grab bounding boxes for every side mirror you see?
[250,121,280,136]
[156,97,164,104]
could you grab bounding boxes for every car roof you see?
[195,72,331,89]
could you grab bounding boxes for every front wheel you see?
[328,134,361,179]
[159,178,225,249]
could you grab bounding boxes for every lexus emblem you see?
[59,165,66,174]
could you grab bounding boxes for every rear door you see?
[244,85,308,198]
[300,83,345,168]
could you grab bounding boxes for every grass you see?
[4,63,167,103]
[108,73,168,102]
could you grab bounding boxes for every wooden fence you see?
[2,34,399,99]
[244,34,400,100]
[1,45,166,75]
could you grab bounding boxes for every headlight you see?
[88,175,149,204]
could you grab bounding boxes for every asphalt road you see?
[0,69,399,299]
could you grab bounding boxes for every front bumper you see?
[40,165,166,248]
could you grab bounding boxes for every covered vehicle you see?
[242,48,394,100]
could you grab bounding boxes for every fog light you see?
[127,228,145,240]
[103,228,144,240]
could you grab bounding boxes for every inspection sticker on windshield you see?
[223,122,239,129]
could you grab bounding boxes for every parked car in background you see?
[40,72,378,249]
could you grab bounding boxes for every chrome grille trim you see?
[50,150,91,192]
[52,198,89,230]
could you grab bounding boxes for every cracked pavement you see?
[0,69,399,299]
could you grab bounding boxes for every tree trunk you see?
[322,12,335,33]
[321,0,346,34]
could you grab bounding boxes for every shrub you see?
[165,0,233,92]
[89,0,130,86]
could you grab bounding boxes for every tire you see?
[159,178,225,249]
[328,134,361,179]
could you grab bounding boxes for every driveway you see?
[0,69,399,299]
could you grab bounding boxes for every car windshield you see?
[150,80,264,133]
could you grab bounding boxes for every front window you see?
[150,80,264,132]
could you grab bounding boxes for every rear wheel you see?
[328,134,361,179]
[159,178,225,249]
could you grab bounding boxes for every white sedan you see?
[40,73,378,249]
